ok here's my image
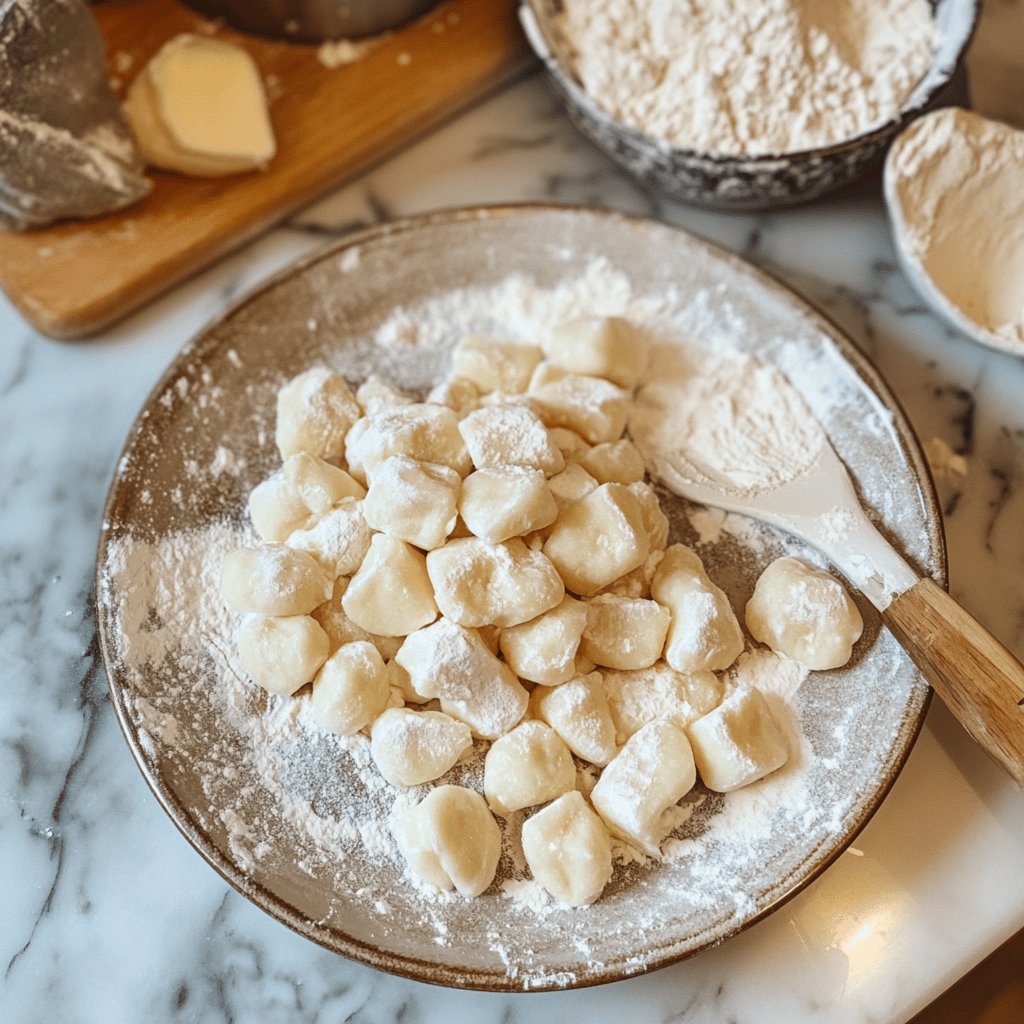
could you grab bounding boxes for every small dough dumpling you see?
[312,579,400,659]
[499,594,587,686]
[283,452,365,513]
[574,438,646,485]
[342,534,438,637]
[745,556,864,670]
[581,595,670,671]
[521,791,613,907]
[355,375,414,416]
[603,662,722,745]
[286,498,372,578]
[362,455,460,551]
[483,720,576,816]
[543,317,649,389]
[590,719,696,858]
[545,463,599,517]
[458,404,565,476]
[426,537,564,628]
[390,785,501,897]
[275,367,361,463]
[309,640,389,735]
[652,545,743,673]
[427,376,481,418]
[236,614,329,696]
[458,467,557,544]
[532,672,618,767]
[221,546,330,616]
[544,483,650,597]
[451,334,543,395]
[369,708,473,787]
[687,686,789,792]
[529,373,629,445]
[628,481,670,552]
[247,472,312,543]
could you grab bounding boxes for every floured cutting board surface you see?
[0,0,530,339]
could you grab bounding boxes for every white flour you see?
[98,254,920,988]
[557,0,936,156]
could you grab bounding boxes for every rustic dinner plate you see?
[96,205,944,991]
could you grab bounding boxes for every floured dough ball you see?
[309,640,389,735]
[284,453,365,512]
[356,375,414,416]
[363,455,460,551]
[590,720,696,858]
[745,557,863,670]
[342,534,437,636]
[499,594,587,686]
[603,662,722,745]
[248,473,312,543]
[275,367,360,463]
[427,376,481,418]
[529,373,629,444]
[451,334,543,395]
[483,721,576,816]
[395,618,528,739]
[236,614,329,696]
[574,439,645,485]
[345,404,471,484]
[370,708,473,787]
[390,785,501,897]
[544,317,649,389]
[221,546,329,616]
[312,580,401,659]
[426,537,564,628]
[521,791,613,907]
[546,463,599,516]
[581,595,670,670]
[548,427,589,458]
[532,672,618,767]
[652,544,743,673]
[458,404,564,475]
[628,481,670,552]
[286,498,371,578]
[687,687,788,792]
[544,483,650,596]
[458,467,557,543]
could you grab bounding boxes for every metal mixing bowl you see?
[180,0,441,42]
[520,0,980,211]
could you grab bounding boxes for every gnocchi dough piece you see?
[687,687,789,792]
[544,317,649,389]
[283,452,365,513]
[628,481,670,551]
[483,720,576,816]
[546,463,599,515]
[427,376,481,418]
[363,456,460,551]
[574,438,645,485]
[458,467,557,544]
[652,544,744,673]
[590,720,696,857]
[533,672,618,767]
[745,557,864,670]
[548,427,589,457]
[602,662,722,745]
[312,580,401,659]
[543,483,650,597]
[426,537,564,628]
[581,595,670,670]
[309,640,389,735]
[390,785,501,897]
[342,534,437,637]
[355,375,414,416]
[248,473,311,543]
[345,404,471,484]
[529,374,629,444]
[386,657,429,704]
[286,498,371,578]
[458,404,564,476]
[521,791,613,907]
[451,334,543,395]
[370,708,473,787]
[236,614,329,697]
[275,367,360,462]
[599,550,663,599]
[395,618,528,739]
[498,595,587,686]
[221,546,329,616]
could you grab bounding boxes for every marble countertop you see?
[3,4,1024,1022]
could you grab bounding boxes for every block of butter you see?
[124,34,276,177]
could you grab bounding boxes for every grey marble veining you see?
[4,7,1024,1022]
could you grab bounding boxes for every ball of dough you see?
[458,404,564,475]
[220,546,329,616]
[458,466,557,544]
[529,373,629,444]
[543,317,649,389]
[275,366,360,462]
[745,557,863,670]
[483,720,576,816]
[581,595,670,671]
[451,334,542,395]
[498,594,587,686]
[309,640,389,736]
[370,708,472,787]
[236,614,329,697]
[362,455,460,551]
[532,672,618,767]
[286,498,371,578]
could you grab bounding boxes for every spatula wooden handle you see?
[883,577,1024,789]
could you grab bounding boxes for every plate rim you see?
[95,201,946,992]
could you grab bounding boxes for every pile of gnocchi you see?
[220,318,864,907]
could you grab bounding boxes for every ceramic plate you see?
[96,205,944,991]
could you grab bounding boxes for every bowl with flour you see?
[96,205,943,990]
[520,0,978,210]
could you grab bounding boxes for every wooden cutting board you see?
[0,0,532,339]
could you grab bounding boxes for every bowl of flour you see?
[520,0,978,210]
